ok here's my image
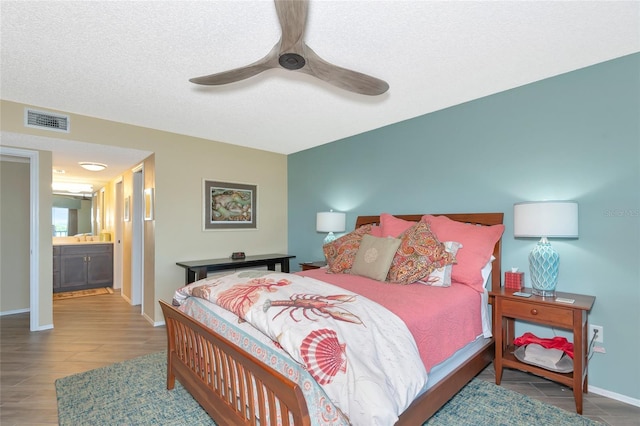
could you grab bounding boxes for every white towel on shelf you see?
[523,343,564,370]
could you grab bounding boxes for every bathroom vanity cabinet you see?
[53,243,113,292]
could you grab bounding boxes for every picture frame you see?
[203,180,257,230]
[144,188,154,221]
[124,195,130,222]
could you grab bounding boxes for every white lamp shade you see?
[316,211,346,233]
[514,201,579,238]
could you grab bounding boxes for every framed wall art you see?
[124,195,131,222]
[203,180,257,230]
[144,188,154,221]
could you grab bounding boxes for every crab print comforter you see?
[174,270,428,426]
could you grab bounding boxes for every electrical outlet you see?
[590,325,604,343]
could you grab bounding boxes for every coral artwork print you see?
[217,277,291,318]
[203,180,257,230]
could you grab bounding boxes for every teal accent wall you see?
[288,53,639,401]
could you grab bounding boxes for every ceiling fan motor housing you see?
[279,53,306,70]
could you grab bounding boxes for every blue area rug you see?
[56,351,599,425]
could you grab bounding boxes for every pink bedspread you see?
[297,268,483,371]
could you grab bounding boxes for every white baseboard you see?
[589,385,640,407]
[0,308,30,316]
[143,312,165,327]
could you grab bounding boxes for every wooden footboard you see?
[159,300,310,426]
[160,299,493,426]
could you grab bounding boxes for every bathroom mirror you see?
[52,194,93,236]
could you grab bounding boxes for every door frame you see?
[131,164,144,310]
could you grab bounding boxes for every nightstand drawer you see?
[501,298,573,328]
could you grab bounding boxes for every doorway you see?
[0,140,153,331]
[0,146,43,331]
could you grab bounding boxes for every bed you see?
[160,212,504,425]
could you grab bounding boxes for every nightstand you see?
[299,261,327,271]
[490,287,595,414]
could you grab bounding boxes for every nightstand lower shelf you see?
[502,345,577,388]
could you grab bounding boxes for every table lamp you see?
[513,201,578,297]
[316,211,346,244]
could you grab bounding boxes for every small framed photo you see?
[124,195,130,222]
[203,180,256,230]
[144,188,154,221]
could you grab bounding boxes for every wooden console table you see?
[176,254,296,284]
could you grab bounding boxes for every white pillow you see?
[481,256,496,288]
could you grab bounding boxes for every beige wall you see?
[0,147,54,327]
[0,160,30,312]
[1,99,288,325]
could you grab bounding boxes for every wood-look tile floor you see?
[1,291,639,425]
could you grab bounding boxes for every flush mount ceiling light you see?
[79,162,107,172]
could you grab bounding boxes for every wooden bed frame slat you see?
[160,300,311,426]
[160,213,503,425]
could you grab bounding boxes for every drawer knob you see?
[531,309,538,315]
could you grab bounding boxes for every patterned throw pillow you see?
[418,241,462,287]
[386,221,455,284]
[350,234,402,281]
[323,224,373,273]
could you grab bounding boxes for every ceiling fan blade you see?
[274,0,308,52]
[189,46,280,86]
[301,46,389,96]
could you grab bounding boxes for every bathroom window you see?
[52,207,69,236]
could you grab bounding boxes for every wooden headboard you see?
[354,213,504,293]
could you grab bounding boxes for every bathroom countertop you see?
[53,238,113,246]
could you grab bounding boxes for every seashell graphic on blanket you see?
[300,329,347,385]
[191,285,215,300]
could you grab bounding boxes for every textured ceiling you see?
[2,1,639,170]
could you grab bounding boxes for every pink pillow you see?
[421,215,504,292]
[369,225,383,237]
[380,213,415,237]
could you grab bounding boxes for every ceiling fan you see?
[189,0,389,96]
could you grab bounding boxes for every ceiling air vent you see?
[25,108,70,133]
